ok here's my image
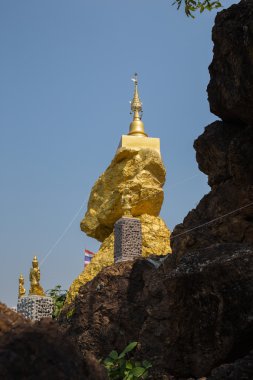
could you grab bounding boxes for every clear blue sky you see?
[0,0,237,306]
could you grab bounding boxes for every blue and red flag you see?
[84,249,95,266]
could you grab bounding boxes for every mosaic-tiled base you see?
[114,217,142,263]
[17,295,53,321]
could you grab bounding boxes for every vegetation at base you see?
[46,285,67,319]
[66,307,75,320]
[173,0,223,17]
[103,342,152,380]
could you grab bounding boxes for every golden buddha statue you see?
[18,274,26,298]
[29,256,45,296]
[121,187,133,217]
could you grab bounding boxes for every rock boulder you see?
[60,244,253,379]
[207,0,253,124]
[81,147,166,242]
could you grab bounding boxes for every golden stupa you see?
[66,75,171,304]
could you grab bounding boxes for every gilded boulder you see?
[81,147,166,242]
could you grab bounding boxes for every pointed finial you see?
[130,73,142,115]
[128,73,147,137]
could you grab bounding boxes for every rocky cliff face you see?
[171,121,253,259]
[171,0,253,259]
[60,244,253,379]
[207,0,253,125]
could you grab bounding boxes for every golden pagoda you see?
[118,73,160,154]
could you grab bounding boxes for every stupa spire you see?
[128,73,147,137]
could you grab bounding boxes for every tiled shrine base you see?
[114,217,142,263]
[17,295,53,321]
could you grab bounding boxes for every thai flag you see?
[84,249,94,266]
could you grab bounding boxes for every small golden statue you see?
[18,274,26,298]
[29,256,45,296]
[121,187,133,217]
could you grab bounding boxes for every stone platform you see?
[17,295,53,321]
[114,217,142,263]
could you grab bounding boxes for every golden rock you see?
[66,214,171,304]
[66,77,172,305]
[81,147,166,242]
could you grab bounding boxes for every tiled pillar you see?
[114,217,142,263]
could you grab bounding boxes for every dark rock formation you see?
[207,0,253,124]
[207,350,253,380]
[60,244,253,379]
[171,1,253,259]
[0,303,107,380]
[171,121,253,259]
[0,302,28,338]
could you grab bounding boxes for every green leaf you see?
[124,374,134,380]
[118,352,126,359]
[132,367,146,377]
[125,361,133,369]
[103,357,114,364]
[121,342,138,355]
[142,360,152,369]
[109,350,119,360]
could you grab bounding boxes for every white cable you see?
[171,201,253,240]
[38,172,217,266]
[168,173,200,189]
[40,198,87,266]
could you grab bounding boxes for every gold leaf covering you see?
[81,147,166,242]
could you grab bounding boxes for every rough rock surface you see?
[60,244,253,379]
[207,350,253,380]
[207,0,253,124]
[171,121,253,259]
[66,214,171,304]
[171,0,252,260]
[0,303,107,380]
[81,147,167,242]
[0,302,28,337]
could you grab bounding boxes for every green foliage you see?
[103,342,152,380]
[46,284,67,319]
[66,307,75,320]
[173,0,223,17]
